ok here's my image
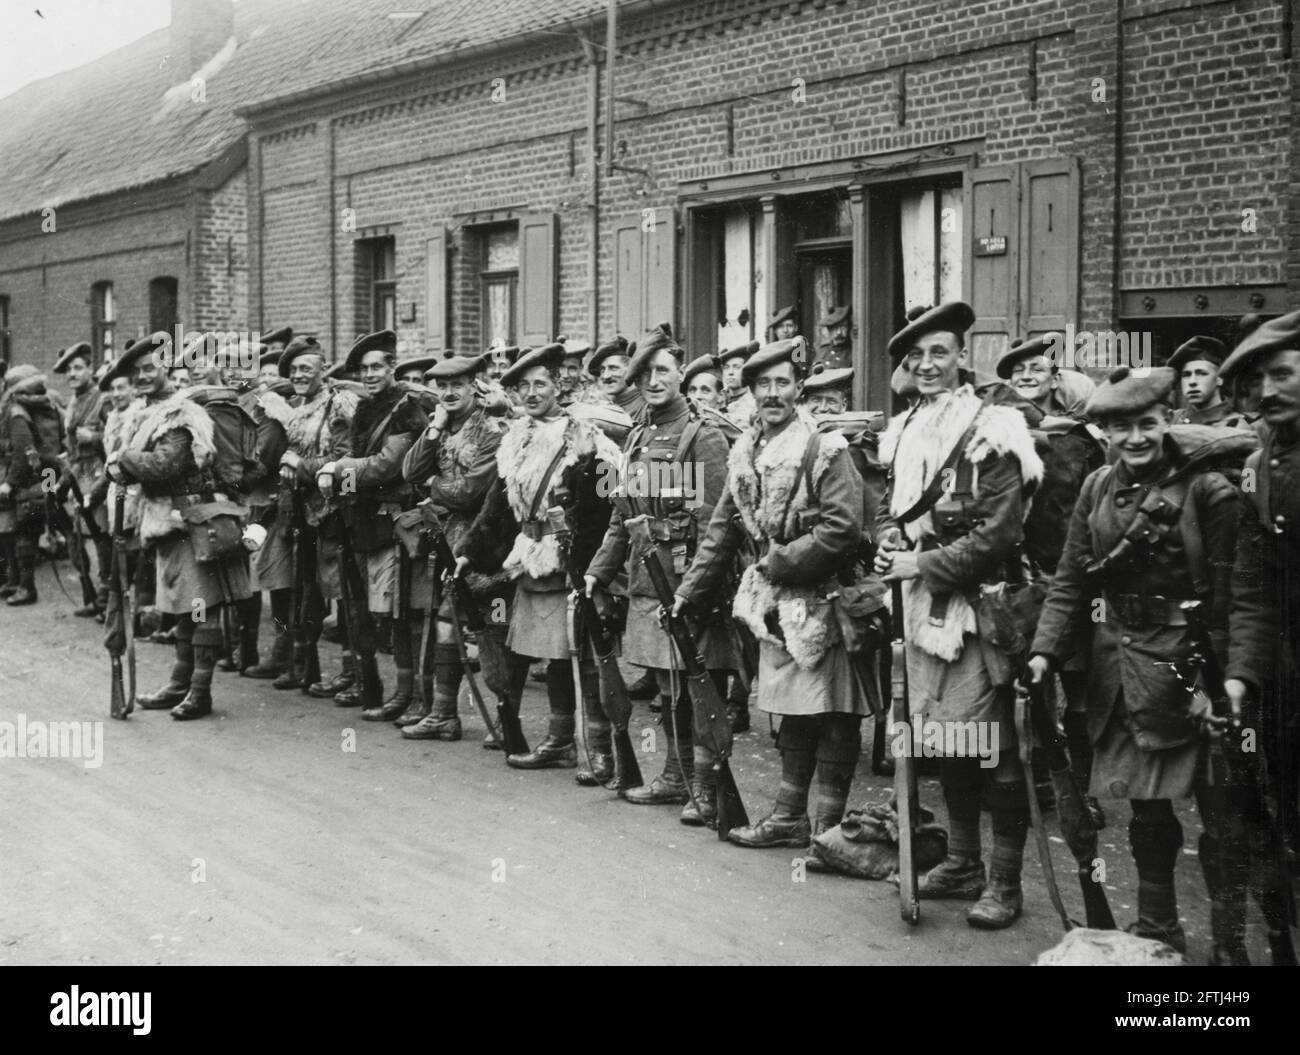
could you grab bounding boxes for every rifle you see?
[109,488,134,719]
[1021,671,1115,930]
[891,580,919,925]
[335,506,384,708]
[289,482,306,637]
[423,505,529,756]
[635,530,748,839]
[1183,600,1296,965]
[549,507,642,792]
[62,471,106,544]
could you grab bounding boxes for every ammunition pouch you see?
[394,507,431,560]
[831,579,890,655]
[1105,592,1192,629]
[181,499,249,563]
[644,514,692,543]
[342,500,398,552]
[520,516,564,541]
[933,495,983,542]
[592,590,629,637]
[974,580,1048,686]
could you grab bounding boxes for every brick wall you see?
[0,183,190,371]
[1121,0,1289,290]
[194,167,249,331]
[239,0,1292,358]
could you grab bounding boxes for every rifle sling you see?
[893,417,981,528]
[528,444,569,523]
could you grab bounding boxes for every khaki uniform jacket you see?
[1032,449,1238,750]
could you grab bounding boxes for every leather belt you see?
[1106,592,1191,628]
[520,518,561,541]
[645,516,690,542]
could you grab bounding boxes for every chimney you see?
[170,0,233,80]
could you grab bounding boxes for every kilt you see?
[153,533,251,615]
[251,512,294,591]
[317,537,342,601]
[364,544,433,616]
[756,638,866,717]
[622,595,735,672]
[906,633,1000,728]
[1090,692,1205,801]
[506,585,580,661]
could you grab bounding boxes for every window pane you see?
[102,283,115,322]
[377,289,397,332]
[485,227,519,271]
[373,239,396,281]
[717,206,753,350]
[484,275,515,346]
[938,187,963,305]
[899,189,936,311]
[792,193,852,242]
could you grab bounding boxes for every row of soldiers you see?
[1,301,1295,964]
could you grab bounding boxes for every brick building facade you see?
[1,0,1295,411]
[0,0,254,373]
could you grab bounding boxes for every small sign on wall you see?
[400,302,417,323]
[974,235,1007,257]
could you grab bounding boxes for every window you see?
[91,282,114,361]
[794,191,855,350]
[149,277,179,336]
[612,207,675,342]
[480,225,519,347]
[0,296,10,368]
[357,237,397,333]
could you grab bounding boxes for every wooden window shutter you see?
[1019,157,1079,337]
[963,164,1019,376]
[613,214,644,339]
[424,226,447,353]
[642,206,676,334]
[519,212,557,347]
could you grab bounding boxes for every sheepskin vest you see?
[879,384,1043,661]
[127,393,216,546]
[728,408,850,670]
[103,399,146,532]
[495,411,619,580]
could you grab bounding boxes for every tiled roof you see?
[0,0,607,223]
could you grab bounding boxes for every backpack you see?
[189,391,260,495]
[1025,417,1106,575]
[801,416,889,561]
[974,380,1106,576]
[24,400,65,468]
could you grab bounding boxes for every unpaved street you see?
[0,563,1272,965]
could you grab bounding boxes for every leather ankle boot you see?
[308,651,355,698]
[507,733,577,769]
[967,871,1023,929]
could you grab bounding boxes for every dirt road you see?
[0,563,1271,965]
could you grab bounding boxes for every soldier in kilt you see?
[1031,367,1244,955]
[585,327,734,813]
[399,353,511,739]
[0,364,64,607]
[676,338,870,847]
[108,334,252,721]
[53,341,111,617]
[454,343,620,770]
[875,303,1044,928]
[1221,314,1300,962]
[317,330,429,711]
[260,336,362,695]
